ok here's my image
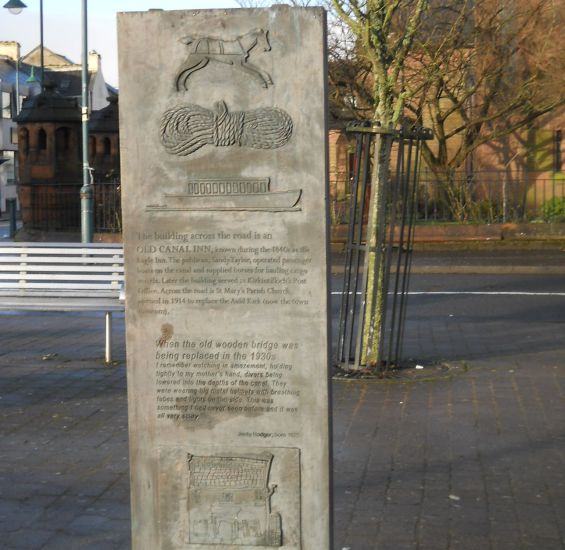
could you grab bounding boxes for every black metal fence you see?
[94,182,122,233]
[21,182,122,233]
[330,170,565,224]
[21,170,565,235]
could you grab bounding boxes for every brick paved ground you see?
[0,312,129,550]
[333,286,565,550]
[1,278,564,549]
[333,362,565,550]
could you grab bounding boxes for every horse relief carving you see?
[160,100,293,156]
[176,28,273,91]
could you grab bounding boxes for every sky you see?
[0,1,243,88]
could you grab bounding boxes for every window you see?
[55,127,70,156]
[554,130,563,172]
[2,151,16,184]
[10,127,18,145]
[1,91,11,119]
[38,128,47,150]
[103,137,112,156]
[89,136,96,159]
[348,150,356,182]
[527,128,555,171]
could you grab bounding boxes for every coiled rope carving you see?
[160,100,293,156]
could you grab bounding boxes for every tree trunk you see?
[361,133,393,367]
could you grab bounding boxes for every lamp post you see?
[4,0,93,243]
[79,0,93,243]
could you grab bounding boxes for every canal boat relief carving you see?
[146,177,302,212]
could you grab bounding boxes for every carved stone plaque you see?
[118,6,330,549]
[158,446,301,549]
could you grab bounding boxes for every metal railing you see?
[94,182,122,233]
[336,123,433,372]
[21,182,122,233]
[330,169,565,224]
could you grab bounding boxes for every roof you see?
[0,55,93,99]
[14,81,80,123]
[18,45,114,102]
[22,46,76,69]
[42,70,89,97]
[89,96,119,133]
[0,57,35,90]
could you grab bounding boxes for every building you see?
[21,46,114,111]
[88,96,121,234]
[0,41,38,214]
[89,95,119,182]
[1,42,120,239]
[15,80,82,233]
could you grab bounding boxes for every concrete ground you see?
[1,248,564,549]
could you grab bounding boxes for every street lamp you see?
[4,0,93,243]
[3,0,26,15]
[4,0,43,89]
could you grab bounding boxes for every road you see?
[329,247,565,364]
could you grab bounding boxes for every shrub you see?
[541,197,565,222]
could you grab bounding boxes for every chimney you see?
[88,50,101,72]
[0,41,20,62]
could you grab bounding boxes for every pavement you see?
[0,312,129,550]
[1,247,564,550]
[408,245,565,275]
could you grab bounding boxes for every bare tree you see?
[330,0,565,220]
[402,0,565,219]
[235,0,272,6]
[329,1,430,368]
[331,0,429,125]
[329,0,565,367]
[236,0,323,6]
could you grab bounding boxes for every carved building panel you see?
[187,453,281,546]
[157,446,301,550]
